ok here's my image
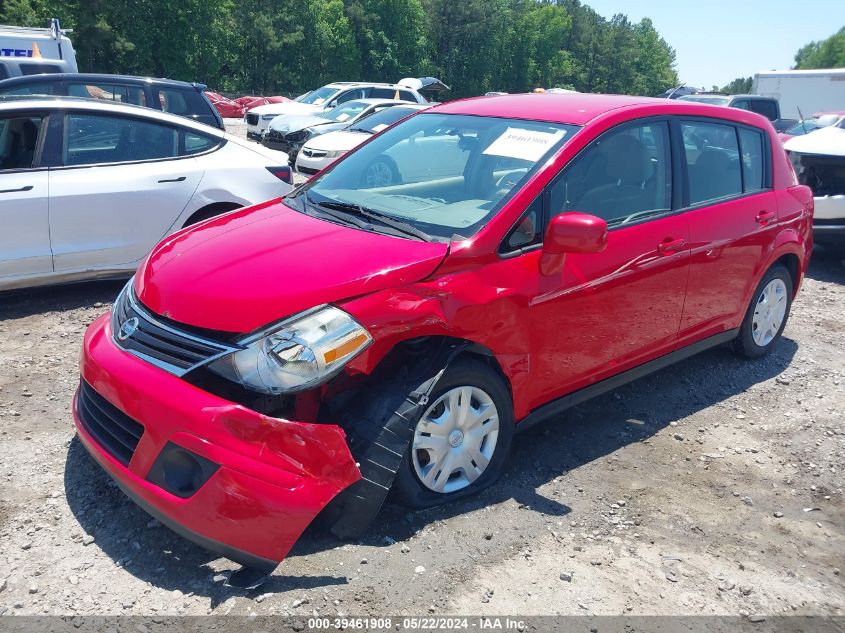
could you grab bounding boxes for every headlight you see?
[325,149,347,158]
[206,306,372,394]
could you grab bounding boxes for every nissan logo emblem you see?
[117,317,139,341]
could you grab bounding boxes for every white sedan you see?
[0,98,292,291]
[296,104,429,177]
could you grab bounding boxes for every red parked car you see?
[73,93,813,577]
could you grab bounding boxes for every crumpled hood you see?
[306,130,370,153]
[248,102,321,117]
[268,114,329,133]
[784,126,845,157]
[134,200,448,333]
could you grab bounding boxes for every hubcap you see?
[412,386,500,494]
[751,278,787,347]
[365,161,393,187]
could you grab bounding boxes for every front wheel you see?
[734,264,793,358]
[393,359,514,508]
[362,157,400,188]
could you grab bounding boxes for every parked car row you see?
[262,98,411,161]
[244,80,430,140]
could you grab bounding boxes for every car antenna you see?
[667,83,686,99]
[797,106,807,135]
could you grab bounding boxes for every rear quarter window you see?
[181,130,220,155]
[19,63,62,75]
[153,88,211,118]
[748,100,778,121]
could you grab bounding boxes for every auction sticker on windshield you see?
[483,127,566,161]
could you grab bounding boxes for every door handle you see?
[0,185,33,194]
[157,176,186,183]
[756,210,776,225]
[657,237,686,255]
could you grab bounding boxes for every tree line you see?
[0,0,679,99]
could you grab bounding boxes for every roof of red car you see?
[430,93,669,125]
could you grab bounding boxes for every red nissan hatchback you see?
[73,93,813,576]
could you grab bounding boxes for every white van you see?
[0,18,77,78]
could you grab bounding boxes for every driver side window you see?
[550,121,672,226]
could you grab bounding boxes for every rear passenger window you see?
[67,83,146,106]
[749,100,778,121]
[551,121,672,226]
[0,82,54,96]
[19,63,61,75]
[682,122,742,205]
[64,114,178,166]
[738,128,765,192]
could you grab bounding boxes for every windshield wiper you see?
[317,200,432,241]
[303,193,369,230]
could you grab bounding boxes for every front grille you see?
[302,148,327,158]
[266,129,283,141]
[112,285,238,377]
[246,113,259,126]
[77,381,144,466]
[298,166,320,175]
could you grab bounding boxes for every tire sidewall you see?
[739,264,793,358]
[393,359,514,509]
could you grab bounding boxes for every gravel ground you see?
[0,124,842,617]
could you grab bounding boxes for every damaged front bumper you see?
[72,314,362,572]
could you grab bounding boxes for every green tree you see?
[720,76,752,94]
[794,26,845,69]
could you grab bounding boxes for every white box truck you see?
[752,68,845,120]
[0,18,77,78]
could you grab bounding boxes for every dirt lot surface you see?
[0,242,841,619]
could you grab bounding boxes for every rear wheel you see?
[393,359,513,508]
[734,264,792,358]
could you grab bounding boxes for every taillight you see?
[266,165,293,184]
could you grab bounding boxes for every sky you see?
[584,0,844,89]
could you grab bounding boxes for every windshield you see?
[678,95,731,106]
[786,118,822,136]
[351,106,420,133]
[324,101,370,123]
[291,113,579,241]
[299,86,338,105]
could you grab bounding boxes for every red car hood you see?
[135,199,448,333]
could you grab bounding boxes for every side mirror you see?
[540,212,608,275]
